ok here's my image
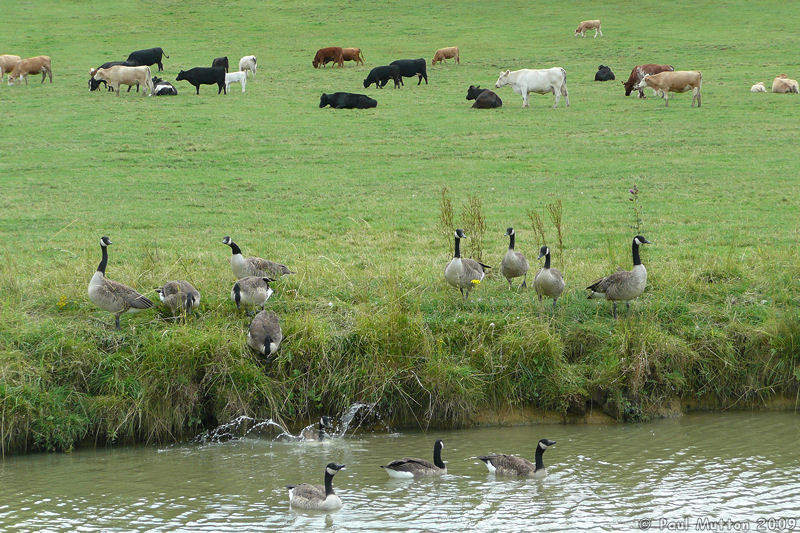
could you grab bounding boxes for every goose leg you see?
[552,298,558,311]
[114,314,121,330]
[626,302,631,313]
[521,274,527,289]
[507,278,512,290]
[612,302,618,319]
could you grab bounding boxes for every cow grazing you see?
[595,65,615,81]
[92,65,153,96]
[363,65,402,89]
[0,54,21,81]
[635,70,702,107]
[8,56,52,85]
[575,20,602,37]
[495,68,568,108]
[466,85,502,108]
[239,55,257,78]
[152,77,177,95]
[390,59,428,85]
[319,92,377,109]
[313,47,344,68]
[126,47,168,71]
[212,56,229,73]
[622,64,674,98]
[89,61,138,91]
[750,82,766,93]
[342,48,365,65]
[225,71,247,93]
[772,74,799,94]
[176,67,227,94]
[432,47,459,66]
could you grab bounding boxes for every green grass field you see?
[1,0,799,454]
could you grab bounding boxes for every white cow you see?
[225,71,247,93]
[239,55,257,79]
[495,68,569,108]
[750,82,766,93]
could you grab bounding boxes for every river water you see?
[1,411,799,532]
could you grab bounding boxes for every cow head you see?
[88,77,106,91]
[176,70,186,81]
[312,58,320,68]
[495,70,511,89]
[466,85,482,100]
[319,93,329,108]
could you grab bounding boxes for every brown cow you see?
[7,56,52,85]
[0,54,21,81]
[622,64,674,98]
[341,48,365,65]
[312,47,344,68]
[634,70,702,107]
[92,65,154,96]
[432,47,460,65]
[772,74,799,94]
[575,20,602,38]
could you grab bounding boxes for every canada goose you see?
[87,236,154,329]
[221,236,294,279]
[380,439,446,478]
[246,310,282,357]
[155,280,201,316]
[500,227,529,289]
[586,235,651,318]
[286,463,346,510]
[300,416,333,441]
[444,229,491,301]
[478,438,557,478]
[533,246,565,310]
[231,276,274,314]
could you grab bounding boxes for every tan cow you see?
[0,54,21,81]
[575,20,602,38]
[750,82,766,93]
[634,70,702,107]
[772,74,799,94]
[342,48,365,65]
[92,65,154,96]
[7,56,52,85]
[432,47,460,65]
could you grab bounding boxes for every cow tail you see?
[561,67,568,96]
[146,66,154,95]
[163,50,169,58]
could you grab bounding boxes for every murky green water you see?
[2,412,799,531]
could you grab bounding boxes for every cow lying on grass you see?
[319,92,377,109]
[466,85,502,108]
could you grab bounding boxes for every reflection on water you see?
[2,412,799,531]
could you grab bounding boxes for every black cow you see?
[212,56,229,73]
[465,85,502,108]
[319,92,377,109]
[152,77,178,95]
[595,65,615,81]
[126,47,169,71]
[363,65,401,89]
[89,61,137,91]
[390,58,428,85]
[176,67,226,94]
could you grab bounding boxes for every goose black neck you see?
[544,251,551,269]
[632,241,641,266]
[318,425,325,440]
[508,233,515,250]
[453,237,461,259]
[229,241,242,255]
[97,245,108,274]
[433,444,445,469]
[534,446,545,471]
[324,471,336,496]
[263,335,272,356]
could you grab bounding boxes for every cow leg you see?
[41,70,46,83]
[24,74,28,85]
[664,92,669,107]
[522,92,529,108]
[553,87,560,108]
[598,28,603,37]
[158,62,163,72]
[195,85,200,95]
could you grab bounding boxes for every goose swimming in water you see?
[286,463,346,510]
[380,439,446,478]
[478,438,557,478]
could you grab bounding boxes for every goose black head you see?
[434,439,445,450]
[633,235,651,245]
[262,277,275,285]
[325,463,346,476]
[505,227,515,236]
[100,236,112,247]
[538,438,557,449]
[221,236,232,245]
[320,415,333,429]
[538,245,549,260]
[454,229,466,239]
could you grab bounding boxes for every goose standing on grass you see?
[534,245,565,310]
[155,280,201,316]
[301,416,333,441]
[380,439,446,478]
[500,227,529,289]
[286,463,346,510]
[246,310,282,357]
[221,236,294,279]
[444,229,491,301]
[478,438,557,478]
[586,235,651,318]
[231,276,274,314]
[88,236,154,329]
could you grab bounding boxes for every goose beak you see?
[537,252,545,260]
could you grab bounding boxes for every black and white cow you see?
[390,59,428,85]
[176,67,226,94]
[126,47,169,71]
[466,85,502,108]
[152,77,178,95]
[363,65,401,89]
[319,92,377,109]
[212,56,229,73]
[595,65,615,81]
[89,61,137,91]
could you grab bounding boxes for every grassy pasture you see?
[1,0,799,453]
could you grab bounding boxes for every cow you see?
[313,47,344,68]
[432,47,459,66]
[0,54,21,81]
[575,19,602,37]
[750,82,766,93]
[772,74,799,94]
[319,92,377,109]
[495,68,568,108]
[239,55,257,78]
[225,71,247,93]
[342,48,365,65]
[390,59,428,85]
[634,70,702,107]
[7,56,52,85]
[363,65,402,88]
[92,65,153,96]
[89,61,138,91]
[622,64,674,98]
[126,47,169,71]
[176,67,226,94]
[152,77,177,95]
[212,56,229,73]
[595,65,615,81]
[466,85,502,108]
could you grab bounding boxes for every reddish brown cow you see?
[622,64,674,98]
[312,47,344,68]
[341,48,365,65]
[8,55,52,85]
